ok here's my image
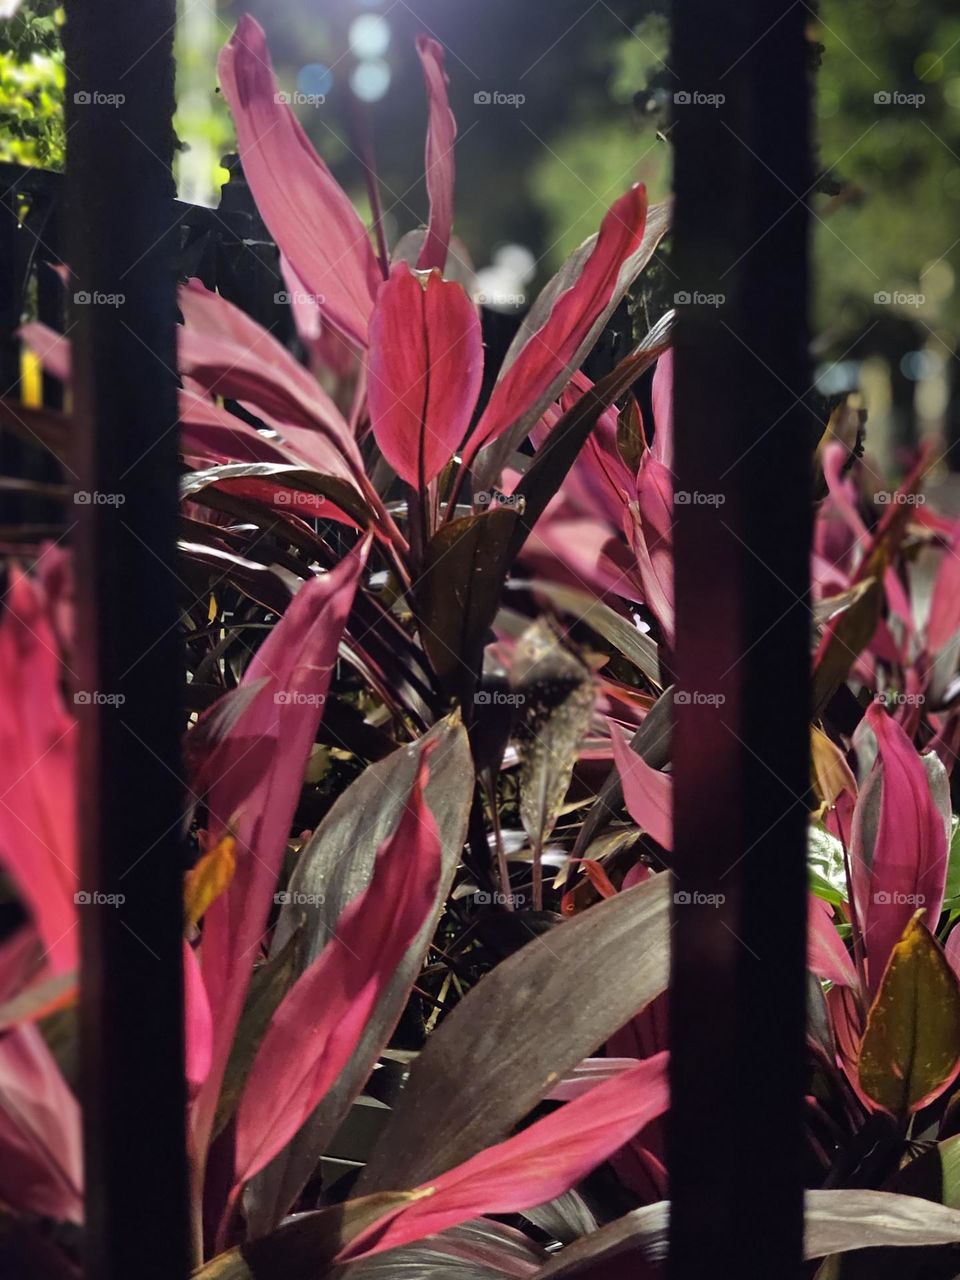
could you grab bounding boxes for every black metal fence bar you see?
[63,2,191,1277]
[668,0,812,1275]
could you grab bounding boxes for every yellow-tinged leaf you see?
[811,725,856,814]
[208,593,218,624]
[20,349,43,409]
[858,913,960,1117]
[191,1191,426,1280]
[184,834,236,932]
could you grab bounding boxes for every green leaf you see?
[941,819,960,909]
[808,824,848,906]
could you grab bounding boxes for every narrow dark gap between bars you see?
[668,0,812,1276]
[64,2,191,1277]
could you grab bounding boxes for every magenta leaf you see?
[626,453,674,645]
[463,185,649,462]
[852,702,950,991]
[808,894,856,988]
[0,1026,83,1223]
[184,941,213,1092]
[415,36,457,272]
[607,718,672,851]
[339,1052,670,1262]
[218,16,381,347]
[191,548,367,1158]
[232,745,442,1191]
[178,279,364,485]
[927,519,960,656]
[367,263,482,489]
[649,349,674,470]
[0,569,77,974]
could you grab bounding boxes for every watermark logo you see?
[674,690,726,707]
[274,491,325,506]
[673,290,725,308]
[674,890,726,907]
[876,490,926,506]
[274,691,326,707]
[874,90,925,107]
[74,490,126,506]
[874,290,925,308]
[673,90,725,108]
[74,291,125,308]
[74,890,126,906]
[474,90,526,108]
[874,890,925,906]
[275,90,326,107]
[475,488,526,513]
[476,291,526,308]
[474,690,526,707]
[474,890,526,907]
[273,889,326,907]
[675,489,726,506]
[877,690,926,706]
[74,90,125,108]
[74,691,126,707]
[275,289,326,306]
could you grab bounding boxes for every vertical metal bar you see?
[667,1,812,1277]
[63,4,190,1278]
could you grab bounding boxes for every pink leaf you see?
[853,703,950,991]
[415,37,457,273]
[927,520,960,655]
[218,17,381,347]
[650,348,674,470]
[520,508,645,605]
[184,941,212,1092]
[0,569,77,973]
[463,186,648,459]
[808,894,856,988]
[0,1025,83,1222]
[529,371,633,529]
[339,1052,670,1262]
[179,389,296,466]
[626,454,674,644]
[178,279,364,484]
[367,263,482,489]
[607,718,672,851]
[17,321,71,382]
[192,548,366,1158]
[232,745,442,1191]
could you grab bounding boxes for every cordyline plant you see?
[5,14,960,1280]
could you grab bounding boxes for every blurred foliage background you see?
[2,0,958,470]
[0,1,63,168]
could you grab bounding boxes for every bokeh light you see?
[349,15,391,59]
[351,59,391,102]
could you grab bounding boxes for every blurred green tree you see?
[0,1,64,169]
